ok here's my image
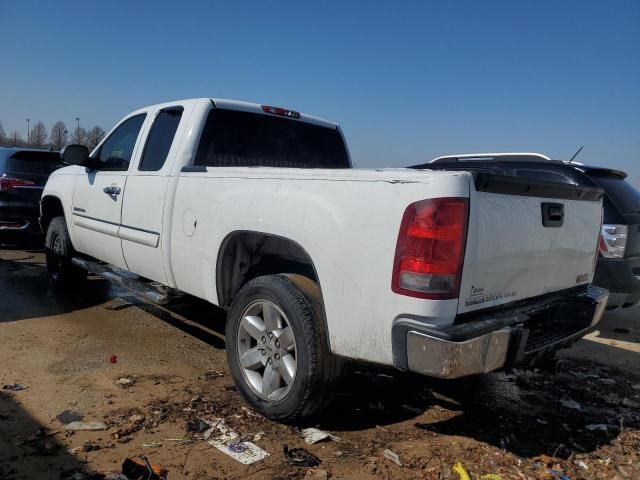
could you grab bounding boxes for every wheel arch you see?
[216,230,323,308]
[40,195,65,234]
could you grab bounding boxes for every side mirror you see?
[61,144,92,168]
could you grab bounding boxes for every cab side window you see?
[139,108,183,171]
[93,114,146,171]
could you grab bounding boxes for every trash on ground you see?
[585,424,609,432]
[383,449,402,467]
[401,404,422,414]
[204,417,269,465]
[122,456,168,480]
[575,460,589,470]
[186,418,211,433]
[480,475,504,480]
[65,421,108,431]
[142,442,163,448]
[284,445,320,467]
[56,410,83,424]
[452,462,471,480]
[116,377,135,387]
[559,399,582,410]
[109,355,118,364]
[2,383,26,391]
[301,427,341,444]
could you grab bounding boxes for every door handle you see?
[103,185,121,196]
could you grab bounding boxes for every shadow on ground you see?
[316,353,640,459]
[0,391,93,479]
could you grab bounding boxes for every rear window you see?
[515,169,576,185]
[589,175,640,215]
[195,109,350,169]
[6,151,64,175]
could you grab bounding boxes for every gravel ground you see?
[0,247,639,480]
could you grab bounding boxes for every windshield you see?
[195,109,350,169]
[589,175,640,215]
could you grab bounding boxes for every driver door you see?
[71,114,147,269]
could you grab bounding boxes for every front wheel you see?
[225,274,340,422]
[45,216,86,288]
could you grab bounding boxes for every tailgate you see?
[458,173,604,314]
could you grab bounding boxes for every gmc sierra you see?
[41,98,608,421]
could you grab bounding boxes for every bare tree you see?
[0,121,6,146]
[30,122,48,149]
[71,126,88,147]
[50,121,69,151]
[87,126,106,150]
[8,131,26,148]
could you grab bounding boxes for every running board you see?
[71,257,169,305]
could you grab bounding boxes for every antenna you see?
[568,146,583,163]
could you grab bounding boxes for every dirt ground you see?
[1,247,639,480]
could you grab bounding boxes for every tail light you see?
[0,175,35,192]
[392,197,469,299]
[599,224,627,258]
[261,105,301,119]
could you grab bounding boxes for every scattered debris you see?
[56,410,83,424]
[186,418,211,433]
[301,427,341,444]
[452,462,471,480]
[2,383,26,391]
[559,399,582,410]
[122,456,168,480]
[65,421,108,431]
[116,377,135,387]
[480,475,504,480]
[142,442,163,448]
[383,449,402,467]
[109,355,118,364]
[82,441,101,452]
[205,417,269,464]
[284,445,320,467]
[401,404,423,414]
[575,460,589,470]
[585,424,609,432]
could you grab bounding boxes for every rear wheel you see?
[45,217,86,288]
[225,274,340,422]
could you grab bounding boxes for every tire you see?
[45,216,86,288]
[225,274,340,422]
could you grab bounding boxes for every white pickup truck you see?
[41,98,608,421]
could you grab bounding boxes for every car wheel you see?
[225,274,340,422]
[45,216,86,288]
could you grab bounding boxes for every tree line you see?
[0,120,106,151]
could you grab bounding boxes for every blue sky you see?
[1,1,638,184]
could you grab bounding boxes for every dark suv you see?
[0,147,65,243]
[410,153,640,310]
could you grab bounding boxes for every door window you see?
[93,114,146,171]
[139,108,183,171]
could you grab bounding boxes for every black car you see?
[0,147,65,243]
[410,153,640,310]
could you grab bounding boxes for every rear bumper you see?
[0,204,41,236]
[392,285,609,379]
[593,256,640,309]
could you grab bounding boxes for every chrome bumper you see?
[395,285,609,379]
